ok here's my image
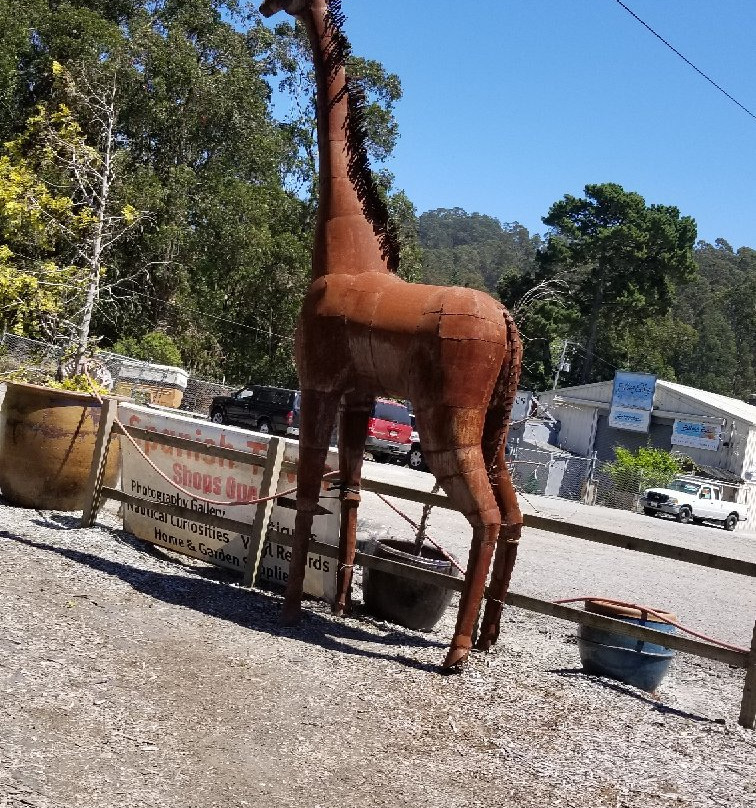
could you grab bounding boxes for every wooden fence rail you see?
[81,402,756,729]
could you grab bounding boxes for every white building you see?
[538,380,756,531]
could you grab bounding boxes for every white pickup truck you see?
[640,476,745,531]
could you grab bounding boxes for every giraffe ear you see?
[259,0,308,18]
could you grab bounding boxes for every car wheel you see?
[257,419,272,434]
[676,506,692,524]
[408,446,425,471]
[210,410,226,424]
[724,513,738,531]
[643,507,657,517]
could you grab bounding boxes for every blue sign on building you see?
[609,371,656,433]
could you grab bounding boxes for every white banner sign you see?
[609,371,656,433]
[118,403,339,600]
[608,406,651,433]
[671,420,722,451]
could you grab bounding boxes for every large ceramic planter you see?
[578,599,677,692]
[0,381,120,511]
[362,538,461,632]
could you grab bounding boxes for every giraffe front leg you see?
[415,408,500,672]
[333,395,372,616]
[281,389,339,626]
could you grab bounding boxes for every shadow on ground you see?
[549,667,722,724]
[2,512,447,674]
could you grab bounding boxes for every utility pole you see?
[552,339,569,390]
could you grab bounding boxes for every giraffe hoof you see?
[441,645,470,673]
[474,631,498,652]
[279,605,301,627]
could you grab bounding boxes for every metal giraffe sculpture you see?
[260,0,523,670]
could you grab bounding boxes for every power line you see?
[613,0,756,122]
[127,288,296,343]
[32,275,296,343]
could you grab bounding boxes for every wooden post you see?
[242,436,286,588]
[738,619,756,729]
[80,397,117,528]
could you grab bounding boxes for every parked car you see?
[405,411,428,471]
[640,476,745,531]
[209,385,300,436]
[407,428,427,471]
[365,398,412,462]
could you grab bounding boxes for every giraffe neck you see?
[301,0,395,278]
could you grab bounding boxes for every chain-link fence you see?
[0,333,62,374]
[592,464,647,511]
[180,377,233,415]
[508,444,594,502]
[0,332,222,410]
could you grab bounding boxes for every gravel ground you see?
[1,494,755,808]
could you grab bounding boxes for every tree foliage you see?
[0,116,82,338]
[604,446,683,493]
[538,183,698,384]
[0,4,753,404]
[418,208,541,292]
[499,183,700,391]
[111,330,182,366]
[0,0,407,387]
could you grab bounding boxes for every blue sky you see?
[302,1,756,249]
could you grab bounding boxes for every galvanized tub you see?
[578,599,677,692]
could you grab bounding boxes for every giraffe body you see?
[298,272,509,402]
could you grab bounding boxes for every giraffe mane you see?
[324,0,400,272]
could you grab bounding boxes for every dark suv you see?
[209,385,299,436]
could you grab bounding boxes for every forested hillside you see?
[417,204,755,401]
[0,1,753,402]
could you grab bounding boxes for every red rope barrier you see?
[83,363,339,507]
[553,596,749,654]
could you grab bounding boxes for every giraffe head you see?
[259,0,310,18]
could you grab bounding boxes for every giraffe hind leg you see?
[476,444,522,651]
[476,327,524,650]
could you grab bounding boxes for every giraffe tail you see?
[483,308,523,463]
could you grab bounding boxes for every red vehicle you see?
[365,398,412,462]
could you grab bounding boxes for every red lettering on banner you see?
[225,476,258,503]
[219,433,236,469]
[202,437,216,466]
